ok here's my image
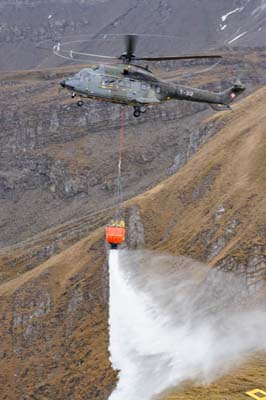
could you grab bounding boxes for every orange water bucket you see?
[106,225,126,248]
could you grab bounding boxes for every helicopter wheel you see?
[133,106,141,118]
[133,109,141,118]
[77,100,84,107]
[140,106,147,113]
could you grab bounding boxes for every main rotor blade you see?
[55,49,118,59]
[135,54,222,61]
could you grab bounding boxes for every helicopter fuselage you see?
[61,64,162,106]
[60,63,245,117]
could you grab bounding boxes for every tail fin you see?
[209,80,246,112]
[222,80,246,105]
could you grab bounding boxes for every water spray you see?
[108,250,266,400]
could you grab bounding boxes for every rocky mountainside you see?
[0,64,207,246]
[0,0,266,70]
[0,47,265,247]
[0,86,265,400]
[0,2,266,398]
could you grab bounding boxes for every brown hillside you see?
[132,86,266,399]
[1,46,265,248]
[135,87,266,265]
[0,87,266,399]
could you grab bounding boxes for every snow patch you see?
[221,7,244,22]
[228,31,248,44]
[220,24,227,31]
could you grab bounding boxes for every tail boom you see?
[166,81,245,109]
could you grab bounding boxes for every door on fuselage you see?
[99,76,117,99]
[112,78,137,103]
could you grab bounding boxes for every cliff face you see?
[0,66,207,246]
[0,233,116,400]
[1,47,265,247]
[0,86,265,400]
[0,0,266,70]
[1,2,266,399]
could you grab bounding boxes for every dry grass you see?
[125,87,266,399]
[0,82,265,399]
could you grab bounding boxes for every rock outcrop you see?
[0,86,266,400]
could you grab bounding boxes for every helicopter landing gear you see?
[140,105,147,113]
[133,108,141,118]
[133,105,146,118]
[77,100,84,107]
[71,92,76,98]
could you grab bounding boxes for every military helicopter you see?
[59,35,245,117]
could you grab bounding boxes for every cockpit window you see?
[102,77,115,85]
[75,70,91,80]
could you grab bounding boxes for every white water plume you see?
[108,250,266,400]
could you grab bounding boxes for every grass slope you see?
[0,87,265,399]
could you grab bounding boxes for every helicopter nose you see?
[60,79,75,90]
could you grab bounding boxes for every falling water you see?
[108,249,266,400]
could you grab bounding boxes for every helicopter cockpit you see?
[74,68,91,81]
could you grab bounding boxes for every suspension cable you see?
[116,106,125,218]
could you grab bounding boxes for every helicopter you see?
[59,35,245,117]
